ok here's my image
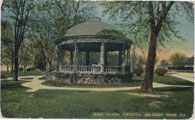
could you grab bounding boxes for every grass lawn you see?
[1,79,194,119]
[134,74,194,86]
[1,71,44,77]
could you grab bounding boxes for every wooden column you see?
[100,42,105,72]
[121,49,126,72]
[57,46,62,71]
[127,47,131,71]
[70,51,73,65]
[105,52,107,66]
[119,51,122,66]
[86,52,89,65]
[59,64,62,71]
[73,41,78,71]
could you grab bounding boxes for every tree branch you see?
[147,2,156,30]
[155,1,174,34]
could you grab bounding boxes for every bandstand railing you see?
[105,66,122,72]
[61,65,122,73]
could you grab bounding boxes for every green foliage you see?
[1,21,14,71]
[169,52,185,67]
[29,0,96,71]
[19,43,33,71]
[155,68,167,76]
[160,59,169,68]
[101,1,193,49]
[184,56,194,65]
[130,46,137,70]
[137,56,145,69]
[34,53,46,71]
[130,47,145,71]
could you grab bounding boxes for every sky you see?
[93,2,194,62]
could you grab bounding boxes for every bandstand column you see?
[126,46,131,71]
[70,51,73,65]
[100,42,105,72]
[73,41,78,71]
[57,46,62,71]
[119,51,122,66]
[86,52,89,65]
[105,52,107,66]
[121,49,126,72]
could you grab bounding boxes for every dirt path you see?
[20,75,192,92]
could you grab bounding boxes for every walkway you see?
[19,75,192,92]
[170,72,194,82]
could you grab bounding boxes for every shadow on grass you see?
[1,81,29,91]
[39,76,46,80]
[154,86,193,92]
[133,75,194,86]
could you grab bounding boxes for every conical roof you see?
[65,18,113,36]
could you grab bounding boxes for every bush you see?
[155,68,167,76]
[134,68,143,76]
[27,67,36,71]
[19,67,24,71]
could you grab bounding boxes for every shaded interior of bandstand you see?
[57,41,131,73]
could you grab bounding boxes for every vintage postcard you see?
[1,0,194,119]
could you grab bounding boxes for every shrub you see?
[27,67,36,71]
[155,68,167,76]
[19,67,24,71]
[134,68,143,76]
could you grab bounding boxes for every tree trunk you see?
[6,66,9,71]
[140,32,158,91]
[14,45,19,81]
[49,61,52,72]
[24,66,27,72]
[11,44,14,77]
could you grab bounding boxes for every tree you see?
[1,46,12,71]
[130,46,138,71]
[1,21,14,72]
[34,53,46,71]
[102,1,193,91]
[30,0,95,71]
[137,56,145,69]
[169,53,185,67]
[184,56,194,66]
[160,59,169,68]
[2,0,35,81]
[19,42,33,72]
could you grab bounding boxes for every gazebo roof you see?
[65,18,113,36]
[56,18,132,52]
[56,18,132,44]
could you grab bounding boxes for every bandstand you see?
[52,17,133,84]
